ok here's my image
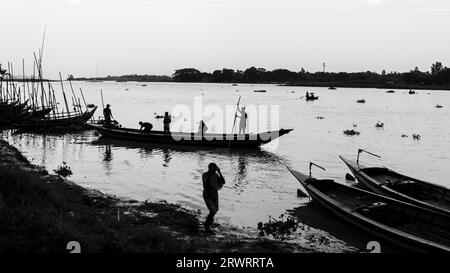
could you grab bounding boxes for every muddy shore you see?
[0,138,323,253]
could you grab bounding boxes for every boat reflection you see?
[89,136,288,193]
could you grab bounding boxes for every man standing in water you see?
[103,104,113,126]
[237,106,247,134]
[202,163,225,234]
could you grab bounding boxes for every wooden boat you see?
[13,106,97,129]
[340,156,450,216]
[288,167,450,253]
[89,124,293,148]
[305,93,319,101]
[28,107,54,119]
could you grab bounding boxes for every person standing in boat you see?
[306,91,310,99]
[198,120,208,135]
[163,112,171,134]
[139,121,153,132]
[237,106,247,134]
[202,162,225,234]
[103,104,113,126]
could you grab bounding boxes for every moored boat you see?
[340,154,450,216]
[88,124,293,148]
[13,106,97,129]
[288,166,450,253]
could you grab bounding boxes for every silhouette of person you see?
[198,120,208,135]
[202,162,225,234]
[237,107,247,134]
[103,104,112,126]
[163,112,171,134]
[139,121,153,132]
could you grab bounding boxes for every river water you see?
[1,81,449,251]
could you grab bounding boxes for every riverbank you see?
[0,138,316,253]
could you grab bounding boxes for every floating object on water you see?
[340,155,450,216]
[345,173,355,181]
[401,134,408,138]
[412,134,421,140]
[254,90,267,93]
[232,83,238,86]
[141,84,147,86]
[352,123,357,128]
[316,116,324,120]
[375,121,384,128]
[328,87,337,90]
[288,167,450,252]
[436,104,443,108]
[408,90,416,95]
[356,99,366,103]
[89,124,293,148]
[305,93,319,101]
[343,129,360,136]
[386,90,395,93]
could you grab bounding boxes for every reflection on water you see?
[1,82,450,252]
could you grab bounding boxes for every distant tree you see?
[212,70,222,82]
[431,62,443,75]
[221,69,235,82]
[173,68,202,82]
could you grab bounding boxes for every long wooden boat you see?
[13,106,97,129]
[288,167,450,253]
[340,156,450,216]
[89,124,293,148]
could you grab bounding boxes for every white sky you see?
[1,0,450,78]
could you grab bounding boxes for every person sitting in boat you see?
[202,162,225,234]
[306,91,310,99]
[237,106,247,134]
[103,104,113,126]
[139,121,153,132]
[198,120,208,135]
[163,112,171,134]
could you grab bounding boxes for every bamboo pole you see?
[79,88,88,110]
[22,59,26,103]
[59,72,71,117]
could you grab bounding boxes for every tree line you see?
[67,62,450,89]
[172,62,450,88]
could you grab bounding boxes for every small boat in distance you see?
[305,92,319,101]
[409,90,416,95]
[328,87,337,90]
[253,90,267,93]
[288,166,450,253]
[89,124,293,148]
[340,155,450,216]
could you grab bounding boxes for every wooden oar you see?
[231,96,241,134]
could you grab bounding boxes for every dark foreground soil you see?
[0,139,313,253]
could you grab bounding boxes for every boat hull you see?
[288,168,450,253]
[89,124,292,148]
[340,156,450,216]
